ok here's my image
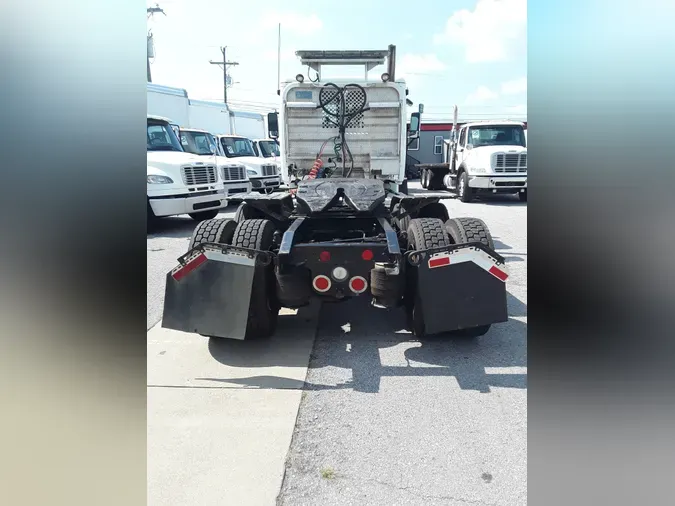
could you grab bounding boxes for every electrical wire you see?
[316,83,368,178]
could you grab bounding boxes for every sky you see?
[147,0,526,122]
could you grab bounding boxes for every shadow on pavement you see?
[147,205,238,238]
[147,216,196,239]
[206,294,527,394]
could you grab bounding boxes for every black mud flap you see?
[409,243,509,334]
[161,244,271,340]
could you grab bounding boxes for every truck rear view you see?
[160,47,509,342]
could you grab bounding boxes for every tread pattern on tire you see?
[407,217,451,250]
[189,218,236,250]
[231,219,278,339]
[445,217,494,249]
[231,218,275,250]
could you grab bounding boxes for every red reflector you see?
[349,276,367,293]
[313,275,331,292]
[172,253,207,281]
[489,265,508,281]
[428,256,451,269]
[319,251,331,262]
[361,249,374,261]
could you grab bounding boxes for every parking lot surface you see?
[147,183,527,506]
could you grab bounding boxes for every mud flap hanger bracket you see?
[177,243,275,268]
[406,241,506,267]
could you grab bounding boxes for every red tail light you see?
[313,275,331,293]
[361,249,373,261]
[319,251,331,262]
[349,276,368,294]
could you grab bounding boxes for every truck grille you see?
[181,165,217,185]
[222,165,245,181]
[262,164,277,176]
[493,153,527,173]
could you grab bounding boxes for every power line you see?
[209,46,239,104]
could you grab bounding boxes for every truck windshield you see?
[259,140,280,158]
[220,137,255,158]
[467,125,526,148]
[180,130,219,156]
[147,121,183,152]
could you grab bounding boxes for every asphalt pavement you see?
[146,183,527,506]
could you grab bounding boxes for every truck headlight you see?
[246,169,257,176]
[471,167,487,174]
[147,175,174,184]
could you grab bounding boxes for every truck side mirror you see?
[267,112,279,139]
[408,112,420,139]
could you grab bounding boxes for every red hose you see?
[308,159,323,180]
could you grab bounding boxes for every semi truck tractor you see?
[161,47,509,340]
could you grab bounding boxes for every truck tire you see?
[420,169,428,189]
[419,202,449,222]
[231,219,279,338]
[276,267,312,308]
[234,202,263,223]
[405,218,451,338]
[371,265,404,307]
[444,217,494,338]
[188,218,237,251]
[407,217,451,250]
[189,209,220,221]
[445,217,495,250]
[427,170,444,191]
[519,190,527,202]
[457,171,473,202]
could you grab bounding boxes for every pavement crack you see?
[355,476,500,506]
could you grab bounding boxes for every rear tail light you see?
[313,275,331,293]
[361,249,374,261]
[349,276,368,294]
[319,251,331,262]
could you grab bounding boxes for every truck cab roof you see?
[147,114,174,124]
[460,120,525,129]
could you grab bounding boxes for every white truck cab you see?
[147,115,229,223]
[451,120,527,202]
[273,49,412,193]
[215,134,281,193]
[251,138,281,162]
[178,127,252,199]
[419,114,527,202]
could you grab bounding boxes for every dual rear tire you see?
[188,217,279,340]
[405,217,492,339]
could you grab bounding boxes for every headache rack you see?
[296,46,396,82]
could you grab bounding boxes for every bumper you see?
[223,181,252,197]
[149,191,228,217]
[250,176,281,190]
[468,175,527,192]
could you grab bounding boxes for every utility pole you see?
[210,46,239,104]
[147,4,166,83]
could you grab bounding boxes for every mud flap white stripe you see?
[171,249,256,281]
[428,246,508,282]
